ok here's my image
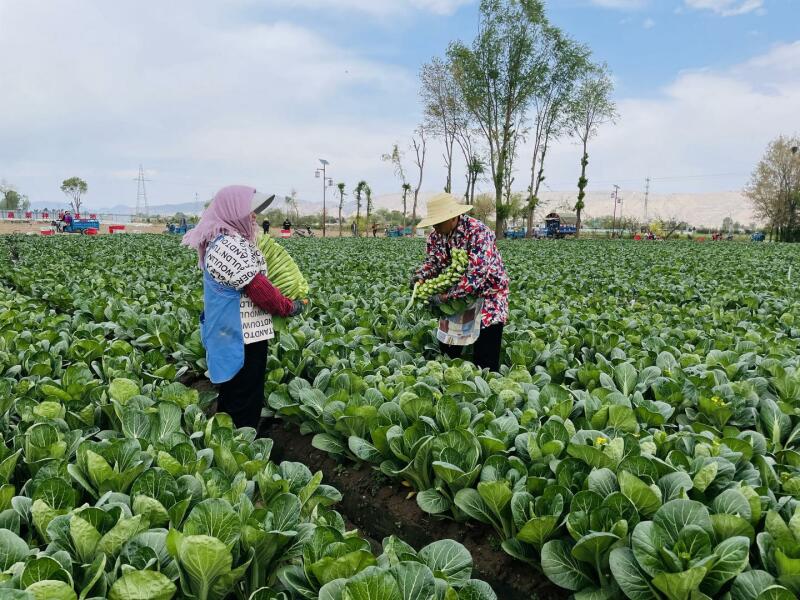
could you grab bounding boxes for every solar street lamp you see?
[315,159,333,237]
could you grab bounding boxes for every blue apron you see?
[200,268,245,384]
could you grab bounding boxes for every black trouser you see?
[217,340,268,429]
[439,322,504,372]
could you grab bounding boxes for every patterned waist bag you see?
[436,298,484,346]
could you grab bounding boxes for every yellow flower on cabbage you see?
[710,396,729,407]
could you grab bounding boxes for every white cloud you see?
[511,40,800,202]
[417,41,800,219]
[643,17,656,28]
[588,0,647,9]
[267,0,473,17]
[410,0,473,14]
[737,40,800,75]
[0,1,419,207]
[683,0,765,16]
[0,0,797,216]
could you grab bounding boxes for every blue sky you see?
[0,0,798,211]
[550,0,798,96]
[262,0,797,98]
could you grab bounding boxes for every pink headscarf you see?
[182,185,257,268]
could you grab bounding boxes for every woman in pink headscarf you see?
[183,185,305,431]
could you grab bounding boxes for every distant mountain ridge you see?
[29,200,206,216]
[30,190,756,228]
[328,190,757,229]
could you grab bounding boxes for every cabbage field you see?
[1,234,800,600]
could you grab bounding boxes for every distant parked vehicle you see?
[503,228,527,239]
[388,226,413,238]
[544,212,577,239]
[166,219,194,235]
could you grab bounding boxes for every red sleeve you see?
[244,273,295,317]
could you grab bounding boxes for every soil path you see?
[263,421,562,600]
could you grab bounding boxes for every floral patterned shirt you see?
[415,215,510,327]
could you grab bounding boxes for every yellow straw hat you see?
[417,193,472,228]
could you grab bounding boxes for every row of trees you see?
[0,181,30,211]
[285,181,384,237]
[261,204,410,234]
[460,193,695,239]
[745,135,800,242]
[334,181,373,237]
[0,177,87,214]
[404,0,616,237]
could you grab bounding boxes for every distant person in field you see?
[411,193,510,372]
[262,218,270,235]
[372,223,378,238]
[183,186,305,431]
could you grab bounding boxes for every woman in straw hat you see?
[412,193,510,371]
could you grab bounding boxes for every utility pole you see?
[644,177,650,224]
[134,165,150,219]
[316,159,333,237]
[611,185,620,237]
